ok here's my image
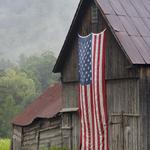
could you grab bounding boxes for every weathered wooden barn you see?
[12,0,150,149]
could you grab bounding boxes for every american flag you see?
[78,30,109,150]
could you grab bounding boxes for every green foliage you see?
[0,69,36,137]
[0,139,10,150]
[0,51,59,138]
[19,51,59,92]
[0,69,36,104]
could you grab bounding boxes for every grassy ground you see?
[0,139,10,150]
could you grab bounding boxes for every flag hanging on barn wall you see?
[78,29,109,150]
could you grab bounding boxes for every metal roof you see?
[13,83,62,126]
[53,0,150,73]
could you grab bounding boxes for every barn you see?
[12,0,150,149]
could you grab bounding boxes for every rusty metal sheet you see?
[119,0,139,17]
[109,0,126,16]
[119,16,139,36]
[96,0,115,15]
[116,32,145,64]
[130,0,150,17]
[131,17,150,37]
[106,15,125,32]
[131,36,150,64]
[13,83,62,126]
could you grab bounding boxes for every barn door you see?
[109,112,140,150]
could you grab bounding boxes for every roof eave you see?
[53,0,88,73]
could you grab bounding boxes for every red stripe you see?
[80,86,85,150]
[93,35,100,149]
[79,86,83,149]
[102,32,109,150]
[81,86,87,150]
[90,84,95,149]
[97,34,105,150]
[84,86,91,150]
[93,34,97,149]
[78,85,82,149]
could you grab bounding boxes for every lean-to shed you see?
[53,0,150,149]
[12,83,63,150]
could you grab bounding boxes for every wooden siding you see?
[21,117,62,150]
[139,67,150,150]
[107,79,140,150]
[39,117,62,149]
[12,125,22,150]
[22,122,40,150]
[62,82,78,108]
[62,112,80,150]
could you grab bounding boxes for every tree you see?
[19,51,59,92]
[0,69,36,137]
[0,50,59,138]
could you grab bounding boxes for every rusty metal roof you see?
[13,83,62,126]
[53,0,150,72]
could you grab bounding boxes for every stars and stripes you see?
[78,30,109,150]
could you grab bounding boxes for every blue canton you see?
[78,34,92,85]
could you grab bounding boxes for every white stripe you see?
[98,34,104,149]
[92,35,98,150]
[94,34,102,150]
[99,32,107,150]
[93,36,99,150]
[81,85,89,149]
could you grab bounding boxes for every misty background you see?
[0,0,81,139]
[0,0,80,61]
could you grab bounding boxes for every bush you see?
[0,139,10,150]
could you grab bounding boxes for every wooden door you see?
[109,112,140,150]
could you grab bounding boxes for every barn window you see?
[91,5,99,24]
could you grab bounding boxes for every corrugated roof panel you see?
[96,0,115,15]
[143,18,150,31]
[143,37,150,50]
[130,0,150,17]
[131,17,150,37]
[119,0,139,17]
[106,15,125,32]
[142,0,150,15]
[131,36,150,64]
[13,83,62,126]
[116,32,145,64]
[109,0,126,16]
[119,16,139,36]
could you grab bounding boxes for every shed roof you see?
[13,83,62,126]
[53,0,150,73]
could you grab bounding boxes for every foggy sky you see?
[0,0,80,61]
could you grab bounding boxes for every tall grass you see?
[0,139,10,150]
